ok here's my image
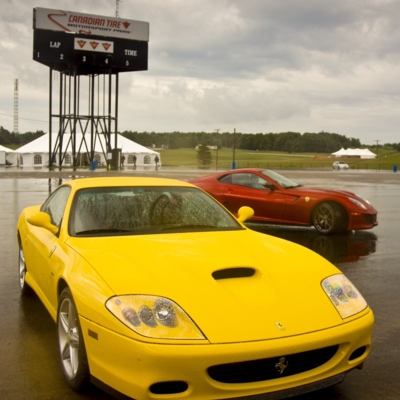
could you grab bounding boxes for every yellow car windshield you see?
[69,186,242,236]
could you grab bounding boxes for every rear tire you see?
[57,288,90,391]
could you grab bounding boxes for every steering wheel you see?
[149,194,181,225]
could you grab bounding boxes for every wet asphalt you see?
[0,167,399,400]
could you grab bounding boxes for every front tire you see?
[312,202,346,234]
[19,242,32,296]
[57,288,90,391]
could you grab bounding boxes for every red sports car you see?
[189,169,378,234]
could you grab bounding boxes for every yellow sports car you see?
[17,177,374,399]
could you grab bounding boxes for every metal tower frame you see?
[48,68,119,168]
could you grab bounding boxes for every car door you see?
[25,186,71,312]
[222,173,287,222]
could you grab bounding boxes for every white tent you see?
[331,148,376,159]
[16,133,161,167]
[0,144,16,165]
[355,148,377,159]
[331,148,347,157]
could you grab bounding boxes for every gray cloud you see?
[1,0,399,144]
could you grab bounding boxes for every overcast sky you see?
[1,0,399,145]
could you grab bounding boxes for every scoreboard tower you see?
[33,7,149,168]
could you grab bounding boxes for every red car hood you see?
[289,187,358,198]
[288,187,377,211]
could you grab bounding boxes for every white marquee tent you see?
[16,133,161,167]
[0,144,16,165]
[331,148,376,159]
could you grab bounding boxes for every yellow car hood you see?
[67,230,347,344]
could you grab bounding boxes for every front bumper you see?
[348,211,378,231]
[80,309,373,400]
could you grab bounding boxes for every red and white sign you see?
[74,38,114,53]
[34,7,149,42]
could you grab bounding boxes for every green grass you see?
[160,147,400,170]
[5,142,399,170]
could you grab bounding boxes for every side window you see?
[64,154,72,164]
[230,173,268,189]
[246,174,269,189]
[219,174,232,184]
[40,186,71,228]
[34,155,42,165]
[231,173,250,187]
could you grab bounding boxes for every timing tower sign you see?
[33,7,149,74]
[33,8,149,41]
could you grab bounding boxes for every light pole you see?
[375,140,380,158]
[232,128,236,169]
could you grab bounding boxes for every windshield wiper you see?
[285,184,302,189]
[75,228,134,235]
[160,224,218,231]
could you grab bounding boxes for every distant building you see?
[195,145,218,150]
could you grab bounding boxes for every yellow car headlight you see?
[106,295,206,340]
[322,274,368,318]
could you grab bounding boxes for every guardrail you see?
[206,162,398,171]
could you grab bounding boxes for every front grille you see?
[365,214,377,225]
[207,345,339,384]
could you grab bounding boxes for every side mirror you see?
[263,182,276,190]
[27,212,59,235]
[237,206,254,223]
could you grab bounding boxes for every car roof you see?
[61,177,195,190]
[221,168,263,173]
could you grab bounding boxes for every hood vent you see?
[212,267,255,280]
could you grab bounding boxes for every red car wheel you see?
[312,202,346,234]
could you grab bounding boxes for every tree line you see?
[1,125,397,154]
[0,127,46,146]
[120,130,363,153]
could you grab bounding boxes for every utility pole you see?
[375,140,380,158]
[116,0,122,18]
[13,79,19,134]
